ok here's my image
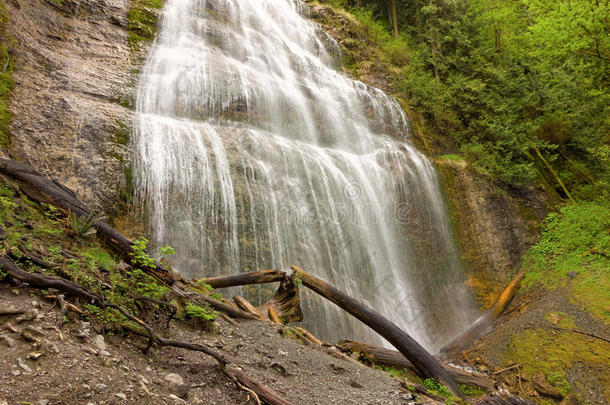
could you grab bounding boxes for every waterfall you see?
[134,0,476,351]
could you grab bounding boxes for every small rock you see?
[11,289,20,295]
[94,335,107,351]
[99,350,111,357]
[0,401,8,405]
[566,271,577,278]
[165,373,184,386]
[17,358,32,373]
[115,393,127,400]
[11,369,21,376]
[0,335,15,348]
[349,379,363,388]
[96,383,108,390]
[168,394,186,403]
[48,343,60,354]
[279,350,288,356]
[37,400,49,405]
[20,330,36,342]
[173,384,189,399]
[23,325,45,337]
[28,351,43,360]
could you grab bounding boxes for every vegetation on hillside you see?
[0,180,216,328]
[0,2,14,150]
[320,0,609,202]
[523,203,610,323]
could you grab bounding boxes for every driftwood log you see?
[0,158,174,285]
[202,270,286,289]
[233,296,263,319]
[290,265,464,399]
[337,340,494,390]
[441,271,525,356]
[0,255,293,405]
[197,270,303,324]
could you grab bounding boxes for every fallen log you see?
[1,255,293,405]
[202,270,287,289]
[337,340,493,390]
[233,296,263,319]
[441,271,525,357]
[0,158,174,285]
[290,265,464,399]
[295,327,323,346]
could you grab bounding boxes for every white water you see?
[134,0,476,350]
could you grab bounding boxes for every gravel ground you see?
[0,284,439,405]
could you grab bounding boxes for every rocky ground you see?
[0,282,431,405]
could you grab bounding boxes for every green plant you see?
[131,268,169,299]
[130,237,156,268]
[184,302,217,321]
[160,245,175,256]
[68,211,99,241]
[423,378,452,399]
[458,384,484,396]
[196,280,214,292]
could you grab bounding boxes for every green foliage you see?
[458,384,484,396]
[196,280,214,292]
[131,268,169,299]
[160,244,175,256]
[130,237,156,268]
[423,378,452,399]
[184,302,217,321]
[325,0,610,198]
[68,211,99,241]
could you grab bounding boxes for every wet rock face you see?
[5,0,135,213]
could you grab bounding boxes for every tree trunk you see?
[257,277,303,323]
[391,0,399,38]
[337,340,494,389]
[440,271,525,356]
[291,266,464,399]
[202,270,287,289]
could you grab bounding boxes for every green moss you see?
[114,119,130,146]
[0,2,15,151]
[127,0,165,49]
[506,328,610,400]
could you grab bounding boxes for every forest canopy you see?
[328,0,609,202]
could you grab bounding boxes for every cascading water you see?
[134,0,476,351]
